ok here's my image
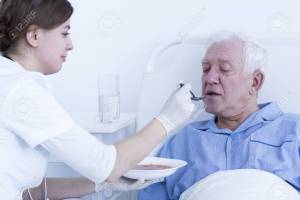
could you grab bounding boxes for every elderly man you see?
[138,32,300,199]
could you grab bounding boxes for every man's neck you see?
[216,103,259,131]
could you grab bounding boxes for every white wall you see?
[49,0,300,116]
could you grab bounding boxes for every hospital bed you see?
[134,35,300,200]
[59,34,300,200]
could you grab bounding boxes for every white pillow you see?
[180,169,300,200]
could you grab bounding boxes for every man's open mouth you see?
[205,90,221,96]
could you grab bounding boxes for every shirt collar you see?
[0,55,27,75]
[192,102,283,134]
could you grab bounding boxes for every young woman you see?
[0,0,194,199]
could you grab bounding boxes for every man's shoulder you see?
[159,120,211,157]
[189,119,212,128]
[169,120,212,141]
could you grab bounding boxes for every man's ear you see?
[251,69,265,95]
[25,25,41,47]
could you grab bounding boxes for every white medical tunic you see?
[0,56,116,199]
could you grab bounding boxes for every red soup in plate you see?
[133,164,172,170]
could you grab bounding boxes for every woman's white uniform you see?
[0,56,116,199]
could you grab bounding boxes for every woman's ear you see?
[251,69,265,94]
[25,25,41,47]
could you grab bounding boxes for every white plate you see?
[123,157,187,180]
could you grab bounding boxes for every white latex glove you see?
[156,83,195,134]
[95,177,163,192]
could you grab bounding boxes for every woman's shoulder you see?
[0,55,52,86]
[8,71,53,96]
[26,71,53,93]
[0,56,53,95]
[0,71,54,112]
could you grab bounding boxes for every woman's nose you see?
[67,38,74,51]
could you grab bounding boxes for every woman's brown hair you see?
[0,0,73,54]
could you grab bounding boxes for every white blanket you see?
[180,169,300,200]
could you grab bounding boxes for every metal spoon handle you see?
[179,83,203,101]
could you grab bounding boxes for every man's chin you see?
[204,105,221,115]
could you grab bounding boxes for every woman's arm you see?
[26,119,165,200]
[24,178,95,200]
[24,120,165,200]
[36,84,193,199]
[108,119,165,181]
[108,84,194,181]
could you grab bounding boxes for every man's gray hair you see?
[205,32,268,74]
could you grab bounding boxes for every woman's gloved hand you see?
[156,83,195,134]
[95,177,163,192]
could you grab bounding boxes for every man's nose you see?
[203,68,220,84]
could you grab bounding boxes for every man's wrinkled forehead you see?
[202,39,244,62]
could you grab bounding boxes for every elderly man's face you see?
[201,39,254,117]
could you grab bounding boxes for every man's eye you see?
[220,64,231,72]
[202,64,210,72]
